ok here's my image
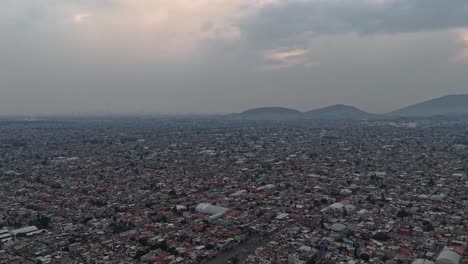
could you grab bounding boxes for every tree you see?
[361,252,370,262]
[422,221,434,232]
[228,256,239,264]
[138,237,149,246]
[29,213,51,229]
[172,206,183,216]
[372,232,390,241]
[313,200,321,208]
[397,209,409,218]
[135,248,150,260]
[167,247,179,256]
[427,178,435,187]
[366,194,375,204]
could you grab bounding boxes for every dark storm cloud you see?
[240,0,468,46]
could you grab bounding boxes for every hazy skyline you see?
[2,0,468,115]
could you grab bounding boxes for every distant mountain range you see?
[390,94,468,117]
[304,104,378,120]
[231,94,468,120]
[228,107,301,120]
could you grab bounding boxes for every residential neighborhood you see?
[0,118,467,263]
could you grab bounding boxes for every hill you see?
[391,94,468,117]
[304,104,377,120]
[232,107,302,120]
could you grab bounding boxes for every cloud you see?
[1,0,468,116]
[260,48,316,71]
[460,29,468,44]
[73,13,92,23]
[266,49,307,61]
[240,0,468,48]
[1,0,282,58]
[4,0,468,59]
[456,28,468,61]
[67,0,281,57]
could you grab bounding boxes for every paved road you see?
[205,235,267,264]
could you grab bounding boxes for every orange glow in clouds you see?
[73,13,92,23]
[266,49,308,62]
[260,49,312,71]
[456,28,468,61]
[71,0,280,57]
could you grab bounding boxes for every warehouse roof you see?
[195,203,229,215]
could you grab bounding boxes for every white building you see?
[436,248,462,264]
[195,203,229,215]
[412,259,434,264]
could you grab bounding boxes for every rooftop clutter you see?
[0,118,467,263]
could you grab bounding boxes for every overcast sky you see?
[2,0,468,115]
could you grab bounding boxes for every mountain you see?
[391,94,468,117]
[234,105,377,120]
[232,107,302,120]
[304,104,377,120]
[230,94,468,121]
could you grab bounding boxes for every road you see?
[204,235,268,264]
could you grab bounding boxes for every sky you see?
[1,0,468,115]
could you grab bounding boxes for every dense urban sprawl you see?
[0,118,467,264]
